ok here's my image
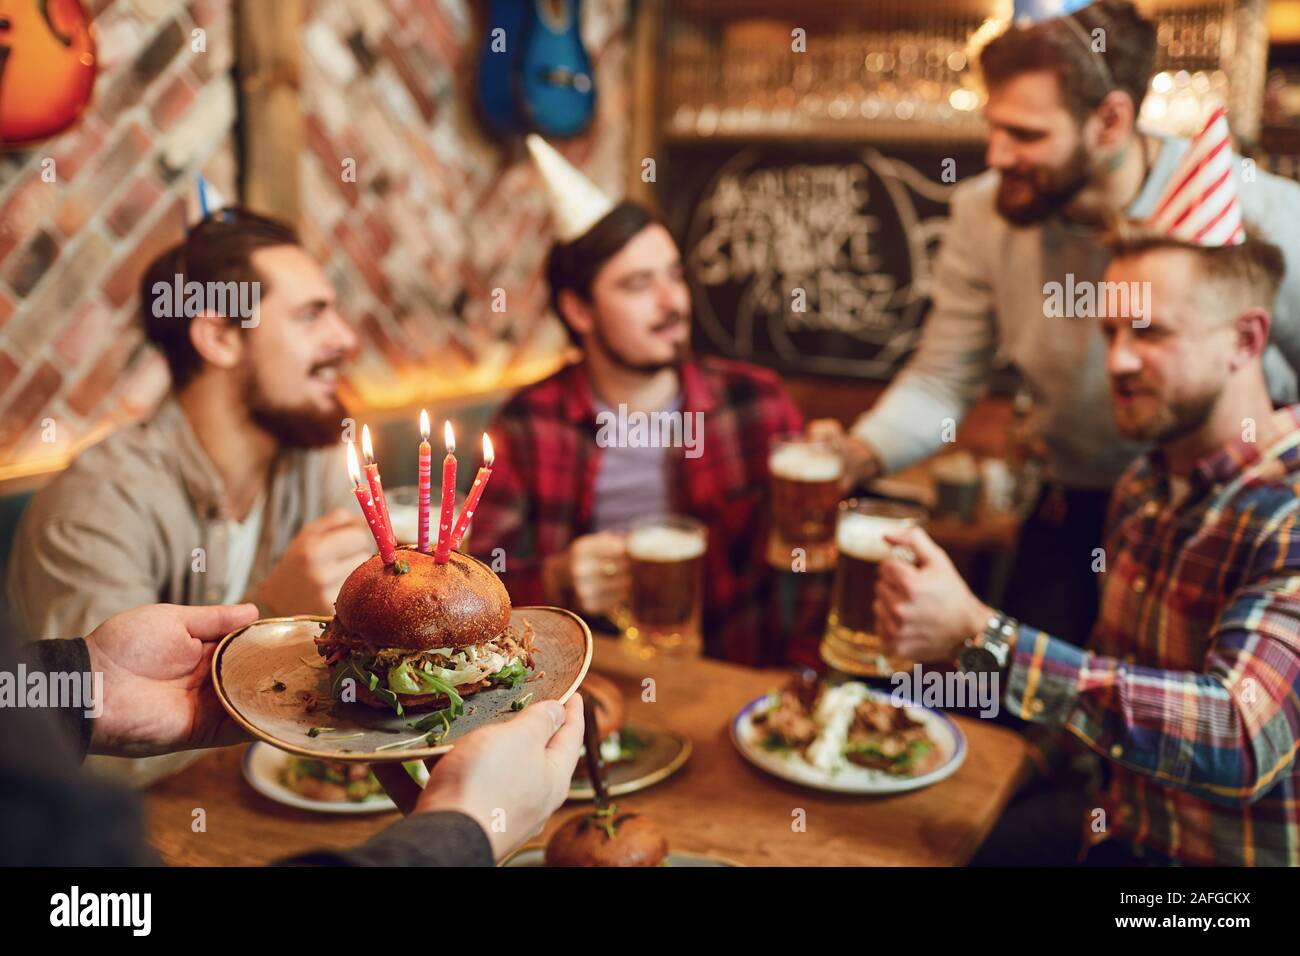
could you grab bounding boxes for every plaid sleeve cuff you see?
[1005,625,1089,728]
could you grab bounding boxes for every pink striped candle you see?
[434,421,457,564]
[417,409,432,553]
[448,433,494,551]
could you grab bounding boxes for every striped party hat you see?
[1145,106,1244,247]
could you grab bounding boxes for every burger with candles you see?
[314,546,535,716]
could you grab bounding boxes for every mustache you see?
[309,355,348,375]
[651,311,686,332]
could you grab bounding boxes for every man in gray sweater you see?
[813,1,1300,644]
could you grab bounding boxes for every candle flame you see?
[483,433,494,466]
[361,424,375,463]
[419,409,430,441]
[444,420,455,453]
[345,440,362,486]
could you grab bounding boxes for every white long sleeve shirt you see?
[854,131,1300,489]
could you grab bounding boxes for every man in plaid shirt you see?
[468,199,804,665]
[875,228,1300,865]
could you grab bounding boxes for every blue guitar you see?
[519,0,596,137]
[475,0,532,138]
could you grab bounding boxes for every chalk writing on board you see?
[685,147,958,379]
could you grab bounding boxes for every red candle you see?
[434,420,457,563]
[361,425,395,552]
[417,410,432,553]
[347,440,396,564]
[448,434,494,552]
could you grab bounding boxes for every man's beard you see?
[996,143,1091,226]
[1114,383,1220,445]
[593,311,690,374]
[244,365,348,449]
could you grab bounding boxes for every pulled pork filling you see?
[316,620,536,713]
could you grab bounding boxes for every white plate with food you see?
[731,680,966,794]
[241,742,431,814]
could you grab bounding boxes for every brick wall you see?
[298,0,630,412]
[0,0,238,476]
[0,0,632,478]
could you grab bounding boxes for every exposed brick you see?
[0,288,12,329]
[4,231,60,297]
[49,120,109,182]
[54,298,114,367]
[8,230,116,361]
[379,36,438,123]
[0,362,63,458]
[135,20,186,87]
[304,114,360,204]
[149,69,198,132]
[0,172,60,263]
[106,176,164,237]
[0,349,21,401]
[52,192,96,238]
[66,329,144,418]
[188,0,226,29]
[103,198,186,309]
[334,222,391,302]
[362,209,394,256]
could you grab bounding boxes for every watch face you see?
[959,645,997,675]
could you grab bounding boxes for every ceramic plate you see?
[501,846,739,867]
[569,724,692,801]
[214,607,591,762]
[731,687,966,794]
[241,742,407,815]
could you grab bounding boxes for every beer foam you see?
[627,524,707,561]
[836,512,913,561]
[769,444,843,482]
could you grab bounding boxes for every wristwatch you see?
[958,611,1017,675]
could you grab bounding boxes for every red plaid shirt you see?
[1007,405,1300,865]
[468,356,803,665]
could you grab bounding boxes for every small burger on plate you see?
[315,548,534,716]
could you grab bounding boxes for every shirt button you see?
[1142,501,1158,517]
[1110,744,1123,759]
[1030,698,1045,714]
[1132,577,1147,593]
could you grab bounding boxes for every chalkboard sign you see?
[665,142,985,380]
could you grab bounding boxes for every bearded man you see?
[810,0,1300,645]
[8,209,371,781]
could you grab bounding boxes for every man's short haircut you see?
[1106,221,1287,319]
[545,200,664,345]
[140,208,300,389]
[979,0,1157,124]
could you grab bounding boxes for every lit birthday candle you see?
[347,440,396,564]
[434,421,457,563]
[448,434,494,551]
[417,410,432,553]
[361,425,395,553]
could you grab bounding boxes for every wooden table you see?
[146,636,1028,867]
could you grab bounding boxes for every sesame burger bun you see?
[331,547,511,651]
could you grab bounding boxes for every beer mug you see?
[766,433,844,572]
[820,498,927,677]
[619,514,707,658]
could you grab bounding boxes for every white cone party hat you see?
[526,134,616,243]
[1145,106,1244,247]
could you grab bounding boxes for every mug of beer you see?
[767,434,844,573]
[820,498,928,677]
[620,514,707,658]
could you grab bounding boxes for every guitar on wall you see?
[475,0,596,141]
[0,0,97,148]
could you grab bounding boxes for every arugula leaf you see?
[489,659,528,689]
[387,661,465,713]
